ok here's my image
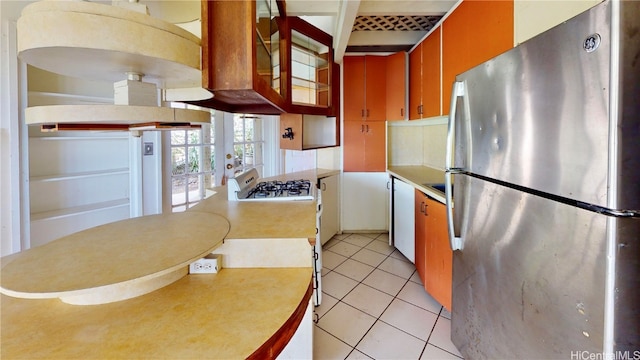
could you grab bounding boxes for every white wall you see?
[1,1,31,256]
[514,0,601,45]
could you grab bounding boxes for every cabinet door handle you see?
[361,109,365,118]
[321,182,327,191]
[420,201,425,214]
[366,109,370,117]
[424,203,429,216]
[366,124,369,133]
[400,108,404,117]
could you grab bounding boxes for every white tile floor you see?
[314,233,464,360]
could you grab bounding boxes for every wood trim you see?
[288,17,332,46]
[40,123,129,132]
[246,279,313,360]
[201,0,209,89]
[40,123,201,132]
[276,0,286,17]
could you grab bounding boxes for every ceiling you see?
[137,0,458,63]
[285,0,458,61]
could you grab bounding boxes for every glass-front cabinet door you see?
[291,30,329,108]
[255,0,281,96]
[199,0,338,117]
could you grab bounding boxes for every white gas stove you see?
[227,168,323,306]
[227,168,315,201]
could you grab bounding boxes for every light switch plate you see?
[143,142,153,156]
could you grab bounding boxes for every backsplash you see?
[387,118,448,170]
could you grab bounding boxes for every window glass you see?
[291,30,330,107]
[170,108,215,212]
[233,114,264,176]
[169,109,267,213]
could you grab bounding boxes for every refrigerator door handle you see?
[446,171,463,250]
[446,81,465,171]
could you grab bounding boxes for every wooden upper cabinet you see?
[287,17,339,116]
[197,0,340,116]
[365,56,387,121]
[199,0,285,114]
[422,27,441,118]
[409,27,441,120]
[442,0,513,115]
[409,43,423,120]
[343,55,387,121]
[343,56,366,121]
[385,52,406,121]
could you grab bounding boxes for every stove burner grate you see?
[247,179,312,199]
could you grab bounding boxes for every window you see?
[168,110,273,213]
[170,123,215,212]
[233,114,265,176]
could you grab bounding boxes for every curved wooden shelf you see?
[25,104,211,130]
[17,0,201,89]
[0,212,230,305]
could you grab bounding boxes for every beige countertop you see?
[0,212,229,304]
[387,165,448,204]
[1,169,323,358]
[316,168,340,179]
[190,191,317,240]
[190,169,325,241]
[1,268,312,359]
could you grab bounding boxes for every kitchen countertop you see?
[1,268,312,359]
[0,169,324,359]
[0,212,229,305]
[316,168,340,179]
[190,191,317,240]
[190,169,329,241]
[387,165,448,204]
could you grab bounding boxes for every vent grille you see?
[352,15,442,32]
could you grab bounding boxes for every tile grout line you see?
[339,233,408,359]
[320,233,434,359]
[318,233,464,360]
[319,233,385,359]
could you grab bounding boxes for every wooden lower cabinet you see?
[415,190,452,311]
[415,190,428,284]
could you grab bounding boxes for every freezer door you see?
[452,1,614,208]
[452,175,610,358]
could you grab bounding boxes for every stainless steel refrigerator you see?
[444,1,639,358]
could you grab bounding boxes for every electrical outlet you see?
[189,254,221,274]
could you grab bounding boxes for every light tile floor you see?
[314,233,464,360]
